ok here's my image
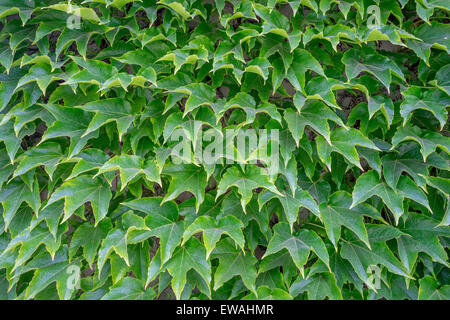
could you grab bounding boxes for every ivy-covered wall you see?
[0,0,449,300]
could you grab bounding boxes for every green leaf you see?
[0,0,449,301]
[381,145,436,191]
[399,213,449,268]
[98,228,129,274]
[102,277,156,300]
[418,276,450,300]
[164,238,211,300]
[213,238,258,295]
[0,179,40,230]
[340,237,411,291]
[122,197,183,265]
[13,142,65,179]
[39,103,96,159]
[46,4,101,23]
[75,98,136,140]
[46,175,112,225]
[286,49,325,93]
[316,128,380,170]
[400,86,450,130]
[289,272,342,300]
[215,92,282,125]
[342,48,404,91]
[216,166,283,213]
[351,170,404,224]
[25,251,81,300]
[170,83,215,116]
[320,192,371,250]
[69,220,112,268]
[263,222,329,275]
[182,215,245,258]
[392,125,449,161]
[259,189,320,230]
[0,120,35,163]
[97,155,161,190]
[406,22,450,64]
[162,164,207,212]
[284,101,346,146]
[0,0,35,25]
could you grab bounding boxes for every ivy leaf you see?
[45,175,112,225]
[162,164,207,212]
[102,277,155,300]
[0,121,36,163]
[399,213,449,268]
[367,95,395,128]
[0,68,26,112]
[419,174,450,225]
[158,48,207,73]
[342,48,404,91]
[170,83,215,116]
[418,276,450,300]
[218,193,271,238]
[1,0,449,302]
[284,101,346,146]
[316,128,381,170]
[122,197,183,265]
[66,149,110,180]
[16,62,63,95]
[69,220,112,268]
[430,64,450,95]
[97,155,161,191]
[320,192,371,250]
[0,179,40,230]
[0,103,52,136]
[0,0,35,25]
[182,215,245,259]
[13,142,65,179]
[39,103,96,159]
[215,92,282,126]
[351,170,404,225]
[400,86,450,130]
[65,55,116,83]
[381,147,433,191]
[45,4,101,23]
[98,228,129,275]
[289,272,342,300]
[2,222,66,272]
[340,235,411,291]
[243,286,292,300]
[216,166,283,213]
[392,125,449,161]
[244,57,272,81]
[396,176,431,212]
[329,248,364,294]
[263,222,329,275]
[286,49,325,93]
[254,3,291,39]
[75,98,136,140]
[212,238,258,296]
[258,189,320,231]
[164,238,211,300]
[29,201,64,240]
[25,251,81,300]
[406,22,450,64]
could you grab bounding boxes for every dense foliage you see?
[0,0,449,300]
